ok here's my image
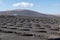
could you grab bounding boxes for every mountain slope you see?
[0,9,50,17]
[0,9,59,18]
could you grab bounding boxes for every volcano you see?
[0,9,54,17]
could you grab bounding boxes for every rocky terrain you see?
[0,10,60,40]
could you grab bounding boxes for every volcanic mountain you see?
[0,9,55,17]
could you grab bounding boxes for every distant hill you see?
[52,14,60,16]
[0,9,59,18]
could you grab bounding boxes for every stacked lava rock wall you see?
[0,15,60,40]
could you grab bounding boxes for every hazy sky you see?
[0,0,60,14]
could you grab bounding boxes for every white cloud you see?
[12,2,33,7]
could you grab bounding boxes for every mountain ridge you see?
[0,9,59,18]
